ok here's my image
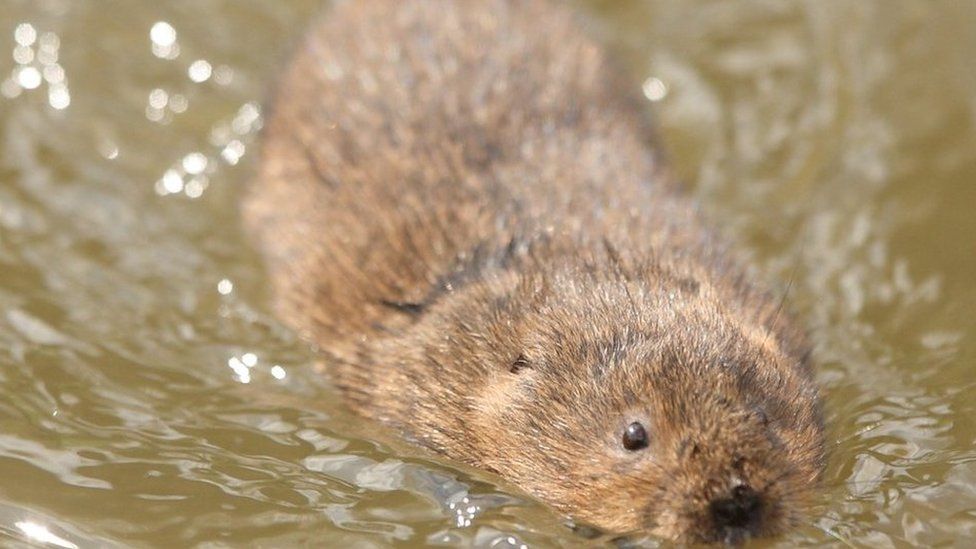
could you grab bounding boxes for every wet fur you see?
[244,0,825,543]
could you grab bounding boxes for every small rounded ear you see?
[509,354,530,374]
[753,407,770,427]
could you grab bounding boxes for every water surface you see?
[1,0,974,546]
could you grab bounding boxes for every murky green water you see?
[1,0,974,547]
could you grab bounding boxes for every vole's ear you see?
[509,353,531,374]
[753,407,770,427]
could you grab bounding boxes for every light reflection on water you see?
[3,22,70,110]
[0,0,974,547]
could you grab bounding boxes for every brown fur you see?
[243,0,825,543]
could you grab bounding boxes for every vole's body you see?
[244,0,825,543]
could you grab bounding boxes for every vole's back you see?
[245,0,686,351]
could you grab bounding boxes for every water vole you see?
[243,0,825,543]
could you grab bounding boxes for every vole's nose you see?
[710,484,762,532]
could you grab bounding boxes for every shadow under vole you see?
[243,0,826,544]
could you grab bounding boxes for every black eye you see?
[622,421,649,451]
[510,354,530,374]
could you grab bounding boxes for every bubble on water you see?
[188,59,212,83]
[242,353,258,367]
[270,365,287,380]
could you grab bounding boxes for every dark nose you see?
[710,485,762,531]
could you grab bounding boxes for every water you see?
[1,0,974,546]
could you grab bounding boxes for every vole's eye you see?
[510,354,530,374]
[622,421,649,451]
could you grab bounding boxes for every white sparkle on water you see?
[48,84,70,109]
[169,93,188,113]
[149,21,176,47]
[217,279,234,295]
[148,88,168,109]
[188,59,212,83]
[16,66,42,90]
[221,140,245,165]
[15,522,78,549]
[13,45,34,64]
[42,63,64,84]
[14,23,37,47]
[642,76,668,102]
[182,152,208,175]
[0,78,21,98]
[160,169,184,194]
[184,177,206,198]
[227,356,250,384]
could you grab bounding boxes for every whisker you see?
[808,521,858,548]
[831,421,883,447]
[752,247,803,369]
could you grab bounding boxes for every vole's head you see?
[424,263,825,545]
